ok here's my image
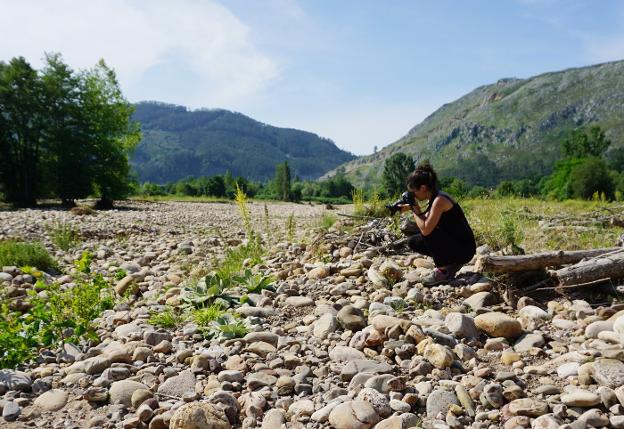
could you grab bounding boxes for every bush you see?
[0,240,57,271]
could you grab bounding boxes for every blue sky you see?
[1,0,623,155]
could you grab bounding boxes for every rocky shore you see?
[1,201,624,429]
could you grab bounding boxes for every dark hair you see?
[406,162,438,191]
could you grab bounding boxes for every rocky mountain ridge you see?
[329,60,624,187]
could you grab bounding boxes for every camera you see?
[385,191,416,215]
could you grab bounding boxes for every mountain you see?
[130,102,355,184]
[329,60,624,187]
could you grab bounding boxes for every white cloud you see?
[0,0,279,106]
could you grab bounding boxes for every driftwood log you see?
[475,248,620,273]
[554,249,624,286]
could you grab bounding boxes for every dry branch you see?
[554,249,624,286]
[475,248,620,273]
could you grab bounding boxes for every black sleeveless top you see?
[425,191,476,253]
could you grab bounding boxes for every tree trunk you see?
[95,197,114,210]
[554,249,624,286]
[62,199,76,208]
[475,248,620,273]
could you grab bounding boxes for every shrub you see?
[0,240,57,271]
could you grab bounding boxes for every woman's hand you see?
[398,204,412,213]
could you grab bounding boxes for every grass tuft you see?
[149,307,186,328]
[0,240,58,271]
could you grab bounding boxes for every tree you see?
[80,60,141,208]
[0,57,46,206]
[382,152,415,197]
[568,157,614,200]
[274,161,292,201]
[606,147,624,172]
[562,125,611,158]
[41,54,91,206]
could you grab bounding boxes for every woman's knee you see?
[408,234,429,255]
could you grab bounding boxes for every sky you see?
[1,0,623,155]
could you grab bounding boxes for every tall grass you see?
[286,213,296,242]
[462,197,623,251]
[235,183,253,238]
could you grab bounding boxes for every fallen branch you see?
[554,249,624,286]
[476,248,620,273]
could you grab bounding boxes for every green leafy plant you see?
[48,221,79,251]
[388,299,406,314]
[263,203,271,238]
[352,188,365,213]
[182,273,238,309]
[234,269,275,294]
[74,251,94,274]
[0,272,114,368]
[498,211,524,252]
[212,314,249,339]
[0,240,58,271]
[114,268,128,281]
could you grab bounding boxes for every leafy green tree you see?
[568,157,614,200]
[439,177,469,198]
[205,175,226,197]
[274,161,292,201]
[320,170,353,198]
[540,158,583,200]
[0,57,46,206]
[41,54,91,206]
[382,152,415,197]
[562,125,611,158]
[81,60,141,208]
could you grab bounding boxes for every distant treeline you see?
[136,161,355,204]
[136,125,624,203]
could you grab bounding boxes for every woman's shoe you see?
[422,268,451,286]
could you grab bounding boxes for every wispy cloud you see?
[0,0,280,106]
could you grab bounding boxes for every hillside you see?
[130,102,355,183]
[331,60,624,187]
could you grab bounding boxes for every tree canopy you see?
[0,54,140,207]
[382,152,415,197]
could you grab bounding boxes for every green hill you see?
[330,60,624,187]
[131,102,355,183]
